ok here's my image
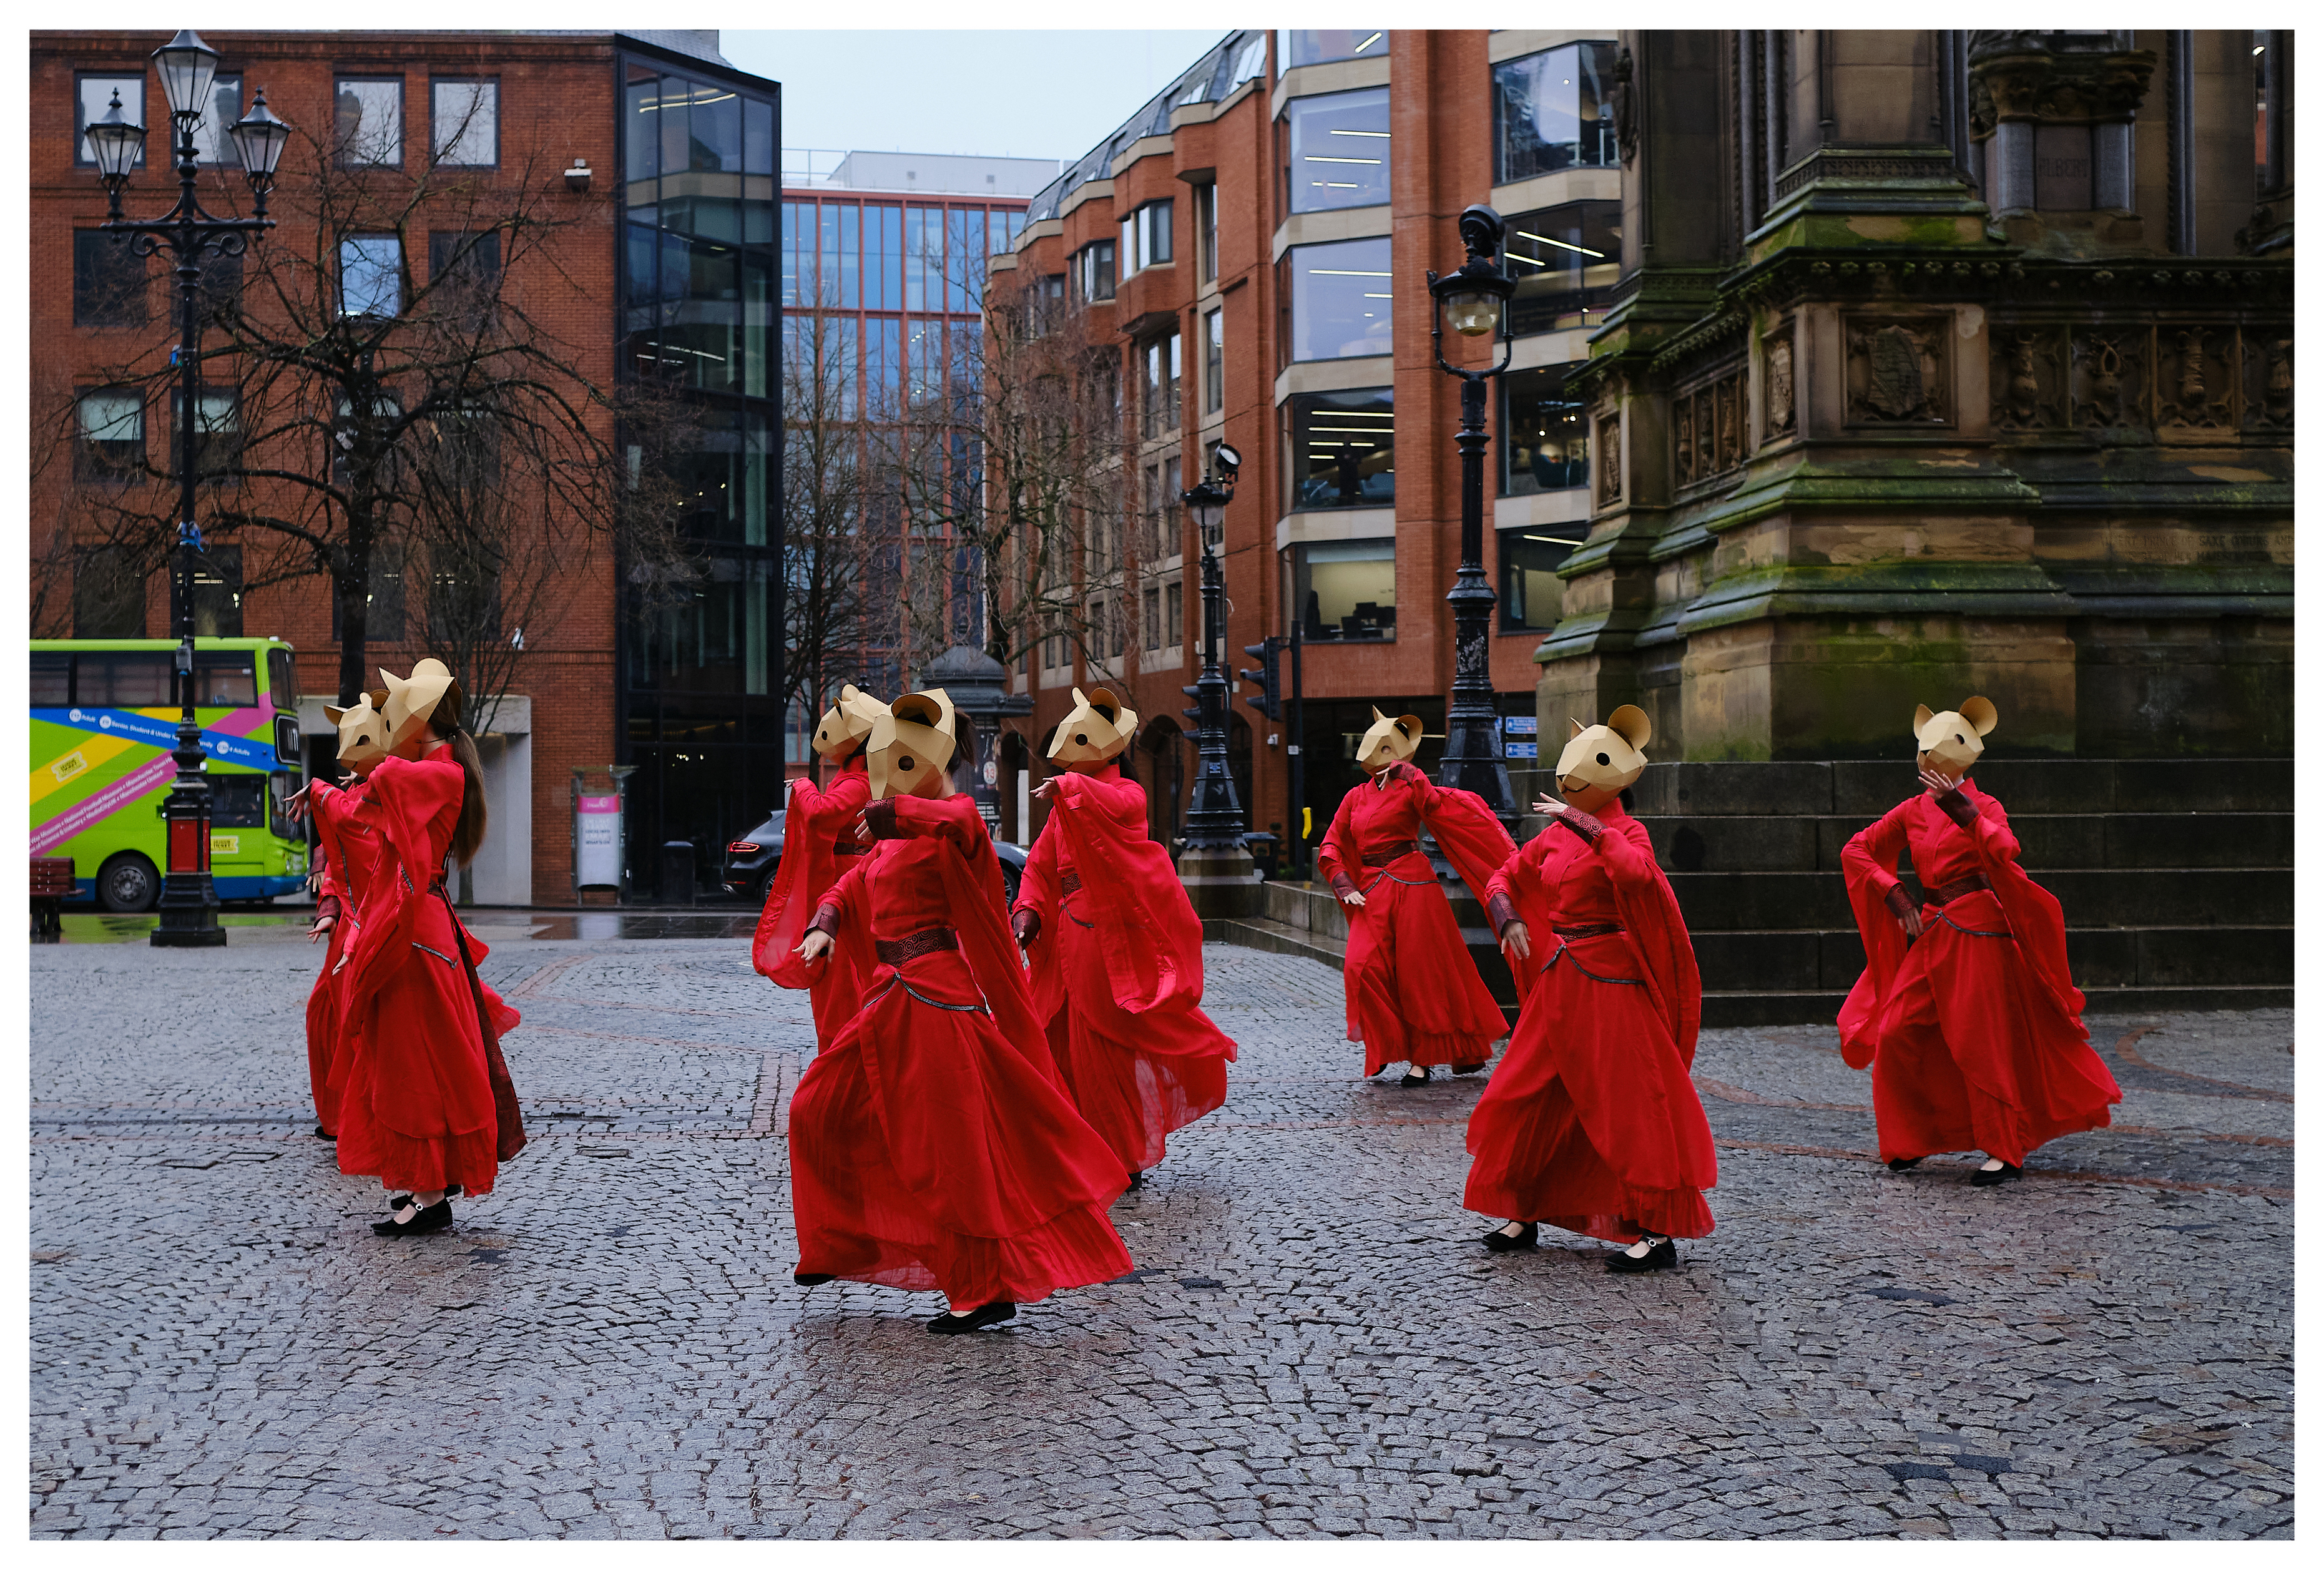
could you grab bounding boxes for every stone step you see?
[1633,812,2290,874]
[1665,866,2290,932]
[1510,758,2293,817]
[1685,925,2293,994]
[1204,915,1346,970]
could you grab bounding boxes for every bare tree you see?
[780,300,880,733]
[42,96,696,704]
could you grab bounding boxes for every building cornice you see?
[1273,355,1395,406]
[1270,54,1391,120]
[1271,204,1393,264]
[1488,29,1616,66]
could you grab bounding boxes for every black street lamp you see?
[92,30,293,949]
[1426,204,1519,830]
[1175,443,1262,916]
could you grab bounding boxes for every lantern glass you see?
[1189,496,1225,549]
[87,91,146,180]
[229,91,292,180]
[154,29,221,120]
[1446,289,1504,338]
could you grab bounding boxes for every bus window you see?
[31,653,70,706]
[210,773,268,828]
[270,772,303,840]
[195,651,259,709]
[79,652,173,707]
[268,649,298,711]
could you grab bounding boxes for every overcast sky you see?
[720,30,1228,169]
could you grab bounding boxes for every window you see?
[1142,330,1182,439]
[428,229,501,326]
[864,204,903,310]
[905,204,943,310]
[331,541,407,642]
[1493,42,1619,184]
[190,76,243,167]
[335,77,404,167]
[1143,584,1164,651]
[73,230,148,327]
[76,389,143,483]
[1288,387,1394,510]
[208,774,268,831]
[1287,235,1392,361]
[339,234,403,317]
[1204,308,1224,413]
[194,248,243,321]
[1196,182,1219,282]
[76,76,144,168]
[1501,365,1589,494]
[174,386,242,481]
[431,79,498,167]
[189,544,243,639]
[1230,32,1270,87]
[77,650,172,705]
[1286,87,1391,213]
[1279,29,1388,69]
[1290,539,1395,641]
[1501,531,1579,632]
[945,209,986,311]
[71,548,146,639]
[1122,200,1174,277]
[1075,238,1117,302]
[1165,579,1184,645]
[268,649,298,710]
[193,649,259,709]
[821,203,860,310]
[31,653,72,706]
[1503,200,1621,333]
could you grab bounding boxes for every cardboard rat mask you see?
[866,689,956,800]
[1554,705,1650,808]
[323,692,389,768]
[811,684,889,762]
[1913,696,1996,780]
[1355,707,1424,772]
[1048,685,1139,766]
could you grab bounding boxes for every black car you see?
[722,808,1027,909]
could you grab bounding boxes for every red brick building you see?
[994,29,1616,856]
[28,29,781,905]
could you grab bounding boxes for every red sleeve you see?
[1317,788,1360,896]
[1044,771,1206,1014]
[338,756,463,1013]
[1964,791,2086,1026]
[1838,798,1920,1068]
[1013,809,1061,919]
[880,791,988,851]
[1594,814,1703,1067]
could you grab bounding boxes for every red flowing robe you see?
[329,753,525,1197]
[1011,763,1238,1172]
[1316,766,1514,1075]
[1838,780,2121,1165]
[1465,799,1715,1241]
[304,777,387,1134]
[788,792,1135,1307]
[753,755,875,1049]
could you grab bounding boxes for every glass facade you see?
[1501,363,1589,494]
[1289,539,1396,642]
[1493,42,1619,183]
[1285,87,1392,213]
[1500,530,1580,632]
[1287,235,1392,361]
[1503,200,1622,334]
[1279,29,1389,69]
[1287,387,1394,510]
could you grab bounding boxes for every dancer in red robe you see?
[1839,697,2121,1184]
[292,660,525,1237]
[1010,687,1237,1184]
[790,689,1134,1333]
[1317,708,1515,1084]
[302,692,388,1139]
[1466,705,1715,1272]
[754,685,888,1050]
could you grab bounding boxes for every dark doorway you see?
[1141,717,1186,846]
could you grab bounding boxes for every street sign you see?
[1504,715,1538,735]
[1505,742,1539,759]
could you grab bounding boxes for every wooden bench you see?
[31,856,75,939]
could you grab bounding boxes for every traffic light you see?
[1240,639,1282,721]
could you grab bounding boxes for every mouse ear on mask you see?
[1959,696,1998,737]
[1912,704,1936,735]
[1606,704,1651,751]
[1569,717,1587,738]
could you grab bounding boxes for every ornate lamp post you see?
[1426,204,1519,830]
[89,30,293,948]
[1175,443,1262,916]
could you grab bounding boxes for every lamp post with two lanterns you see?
[1426,204,1521,831]
[85,29,293,948]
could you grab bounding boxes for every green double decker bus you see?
[31,637,308,911]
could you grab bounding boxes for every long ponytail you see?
[429,708,489,865]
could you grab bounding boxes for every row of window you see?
[780,200,1027,313]
[1072,179,1222,305]
[1283,529,1575,644]
[76,70,502,172]
[1283,363,1587,514]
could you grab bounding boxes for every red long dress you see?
[753,754,875,1049]
[1838,780,2121,1165]
[788,792,1134,1307]
[1465,800,1716,1241]
[1011,763,1237,1172]
[304,777,386,1135]
[1317,765,1515,1075]
[329,753,524,1198]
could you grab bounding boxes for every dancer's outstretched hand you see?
[796,930,833,964]
[306,913,335,944]
[1499,920,1531,963]
[1341,886,1366,908]
[1532,793,1566,818]
[1031,777,1058,802]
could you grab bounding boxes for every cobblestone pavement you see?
[30,924,2292,1539]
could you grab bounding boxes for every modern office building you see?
[29,29,780,905]
[995,28,2290,866]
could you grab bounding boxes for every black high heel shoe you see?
[1481,1221,1537,1253]
[371,1197,454,1237]
[1400,1067,1430,1088]
[1885,1157,1923,1172]
[1969,1161,2022,1187]
[1606,1236,1677,1274]
[928,1300,1017,1334]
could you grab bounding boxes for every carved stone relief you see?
[2071,330,2144,428]
[2160,328,2234,429]
[1671,364,1749,489]
[1763,333,1796,436]
[2243,333,2292,431]
[1991,329,2066,430]
[1596,413,1623,503]
[1844,318,1950,426]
